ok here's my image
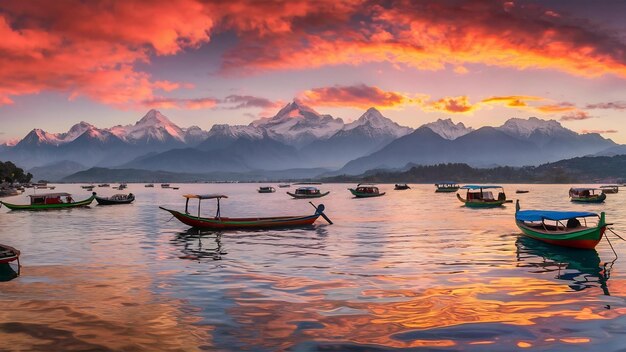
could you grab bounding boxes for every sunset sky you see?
[1,0,625,143]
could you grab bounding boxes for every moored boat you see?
[159,194,332,230]
[161,183,170,188]
[394,184,410,190]
[98,184,110,188]
[0,244,20,264]
[278,184,291,188]
[0,192,96,210]
[145,184,155,188]
[81,185,95,190]
[515,200,607,249]
[258,186,276,193]
[435,182,460,193]
[457,185,507,208]
[569,188,606,203]
[600,185,619,194]
[287,187,330,199]
[516,190,530,194]
[348,184,385,198]
[96,193,135,205]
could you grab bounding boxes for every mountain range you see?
[0,100,622,181]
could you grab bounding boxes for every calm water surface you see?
[1,184,625,351]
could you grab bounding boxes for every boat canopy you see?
[28,192,71,198]
[600,185,619,188]
[570,187,602,192]
[183,194,228,199]
[516,210,598,222]
[461,185,502,190]
[297,187,319,191]
[435,181,457,185]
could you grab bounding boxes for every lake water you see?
[1,184,625,351]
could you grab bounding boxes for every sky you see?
[0,0,625,143]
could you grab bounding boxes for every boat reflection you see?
[0,263,19,282]
[515,236,614,295]
[171,229,227,261]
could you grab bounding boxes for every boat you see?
[159,194,332,230]
[0,192,96,210]
[287,187,330,199]
[81,185,95,190]
[258,186,276,193]
[348,183,385,198]
[172,187,180,190]
[145,184,155,188]
[98,184,110,188]
[48,186,56,190]
[515,200,607,249]
[161,183,170,189]
[35,185,48,189]
[95,193,135,205]
[278,184,291,188]
[600,185,619,194]
[516,190,530,194]
[435,182,460,193]
[569,188,606,203]
[457,185,507,208]
[0,244,20,264]
[394,184,410,190]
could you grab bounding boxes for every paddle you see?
[309,202,333,224]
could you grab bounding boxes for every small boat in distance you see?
[569,188,606,203]
[278,184,291,188]
[394,184,410,190]
[161,183,170,189]
[600,185,619,194]
[287,187,330,199]
[81,185,95,190]
[457,185,507,208]
[95,193,135,205]
[258,186,276,193]
[516,190,530,194]
[159,194,332,230]
[515,200,607,249]
[435,182,460,193]
[0,192,96,210]
[348,184,385,198]
[172,187,180,190]
[98,184,110,188]
[145,184,155,188]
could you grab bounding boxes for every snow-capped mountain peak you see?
[108,109,186,143]
[422,118,473,140]
[207,124,264,140]
[17,128,63,147]
[498,117,569,138]
[61,121,95,143]
[343,107,413,138]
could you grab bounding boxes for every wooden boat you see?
[98,184,110,188]
[516,190,530,194]
[278,184,291,188]
[600,185,619,194]
[96,193,135,205]
[515,200,607,249]
[161,183,170,189]
[81,185,95,190]
[287,187,330,199]
[457,185,507,208]
[0,192,96,210]
[348,184,385,198]
[394,184,410,190]
[258,186,276,193]
[172,187,180,190]
[145,184,155,188]
[435,182,460,193]
[569,188,606,203]
[159,194,332,230]
[0,244,20,264]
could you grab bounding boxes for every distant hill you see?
[323,155,626,184]
[28,160,86,182]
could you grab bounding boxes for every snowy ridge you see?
[207,124,265,140]
[343,108,413,138]
[497,117,569,138]
[108,109,186,143]
[422,118,473,140]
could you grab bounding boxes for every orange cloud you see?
[143,97,219,110]
[298,84,417,109]
[424,96,477,114]
[561,111,593,121]
[480,95,545,108]
[536,103,577,113]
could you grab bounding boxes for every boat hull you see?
[160,207,320,230]
[287,191,330,199]
[0,195,96,211]
[95,196,135,205]
[436,188,459,193]
[457,193,506,208]
[516,221,605,249]
[571,193,606,203]
[0,244,20,264]
[349,189,385,198]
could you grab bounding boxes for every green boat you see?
[0,192,96,210]
[348,184,385,198]
[515,200,607,249]
[435,182,460,193]
[569,187,606,203]
[457,185,507,208]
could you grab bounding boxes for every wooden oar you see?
[309,202,333,224]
